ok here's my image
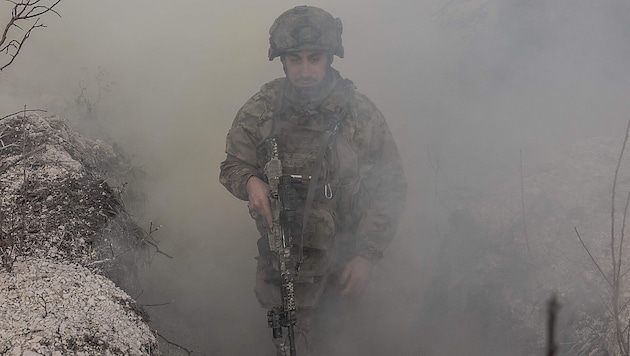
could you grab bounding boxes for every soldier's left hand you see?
[339,255,373,296]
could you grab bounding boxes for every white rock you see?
[22,351,43,356]
[0,258,156,355]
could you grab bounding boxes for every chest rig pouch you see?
[276,109,340,273]
[255,109,341,309]
[253,76,359,309]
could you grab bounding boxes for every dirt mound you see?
[0,113,157,355]
[0,258,155,355]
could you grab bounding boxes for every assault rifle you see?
[264,138,299,356]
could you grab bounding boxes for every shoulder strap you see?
[297,117,341,270]
[257,79,286,143]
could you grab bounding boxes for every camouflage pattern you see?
[219,67,406,355]
[220,67,406,264]
[268,5,344,60]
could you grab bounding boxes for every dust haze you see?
[2,0,630,355]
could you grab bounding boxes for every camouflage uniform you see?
[219,6,407,355]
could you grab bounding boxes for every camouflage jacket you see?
[220,68,407,262]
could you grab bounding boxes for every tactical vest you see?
[254,77,359,308]
[274,106,339,274]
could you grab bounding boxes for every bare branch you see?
[621,266,630,279]
[0,0,61,72]
[575,226,613,289]
[520,148,531,258]
[139,301,171,307]
[611,119,630,281]
[154,330,207,356]
[0,19,41,71]
[619,190,630,287]
[24,0,61,19]
[0,108,47,121]
[38,293,48,318]
[143,238,173,259]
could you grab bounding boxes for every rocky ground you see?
[0,113,158,355]
[0,258,155,355]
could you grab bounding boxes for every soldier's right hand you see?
[246,176,273,228]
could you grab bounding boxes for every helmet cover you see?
[268,5,344,61]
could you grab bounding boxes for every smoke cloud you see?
[2,0,630,354]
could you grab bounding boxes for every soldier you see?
[220,5,407,355]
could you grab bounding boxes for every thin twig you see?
[611,119,630,282]
[140,301,171,307]
[575,226,613,289]
[0,0,61,72]
[154,330,207,356]
[0,145,45,175]
[143,239,173,259]
[520,149,531,258]
[38,294,48,318]
[1,109,47,121]
[611,118,630,356]
[619,190,630,289]
[427,146,443,240]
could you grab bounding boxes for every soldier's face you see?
[284,50,328,88]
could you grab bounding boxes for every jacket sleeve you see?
[352,94,408,261]
[219,96,270,201]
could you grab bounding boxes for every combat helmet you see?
[268,5,344,61]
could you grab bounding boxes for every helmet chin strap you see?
[281,56,288,75]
